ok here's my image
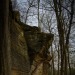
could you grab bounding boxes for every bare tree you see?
[53,0,75,75]
[37,0,40,27]
[40,0,75,75]
[17,0,36,24]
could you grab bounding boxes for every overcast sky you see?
[17,0,38,26]
[11,0,39,27]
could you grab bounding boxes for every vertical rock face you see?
[9,1,54,74]
[10,20,30,75]
[10,19,53,75]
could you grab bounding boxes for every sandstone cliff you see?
[9,2,54,75]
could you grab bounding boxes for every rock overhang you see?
[18,22,54,64]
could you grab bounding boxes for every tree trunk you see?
[53,0,66,75]
[37,0,40,28]
[58,45,60,75]
[0,0,4,75]
[0,0,11,75]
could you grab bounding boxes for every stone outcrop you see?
[10,20,30,75]
[10,19,53,75]
[9,2,54,75]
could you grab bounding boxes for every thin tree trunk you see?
[51,44,55,75]
[65,0,74,75]
[53,1,65,75]
[25,7,30,24]
[38,0,40,28]
[64,47,67,75]
[67,46,71,75]
[58,45,60,75]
